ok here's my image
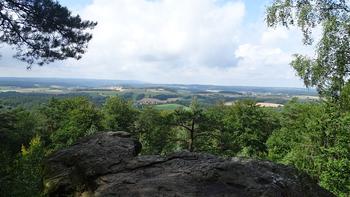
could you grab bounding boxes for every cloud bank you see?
[0,0,311,87]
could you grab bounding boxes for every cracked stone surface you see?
[43,131,334,197]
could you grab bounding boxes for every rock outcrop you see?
[43,131,334,197]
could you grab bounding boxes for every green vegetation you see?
[102,97,137,133]
[153,103,188,110]
[266,1,350,196]
[1,94,349,196]
[267,0,350,101]
[42,97,103,150]
[267,100,350,195]
[135,107,175,155]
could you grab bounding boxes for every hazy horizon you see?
[0,76,316,89]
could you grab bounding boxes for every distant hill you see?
[162,84,317,96]
[0,77,144,88]
[0,77,317,96]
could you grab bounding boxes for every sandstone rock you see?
[43,132,334,197]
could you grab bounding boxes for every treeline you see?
[0,92,107,109]
[0,96,349,196]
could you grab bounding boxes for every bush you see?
[3,136,45,197]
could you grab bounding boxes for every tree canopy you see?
[267,0,350,101]
[1,94,349,195]
[0,0,96,67]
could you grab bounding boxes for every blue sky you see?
[0,0,311,87]
[58,0,92,10]
[58,0,267,23]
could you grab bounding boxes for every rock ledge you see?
[43,132,334,197]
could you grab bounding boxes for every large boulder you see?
[43,131,334,197]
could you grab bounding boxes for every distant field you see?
[0,79,319,109]
[80,90,120,97]
[153,104,188,110]
[225,101,284,108]
[256,102,284,108]
[0,87,68,94]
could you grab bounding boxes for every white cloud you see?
[233,43,296,83]
[261,27,289,45]
[0,0,312,87]
[80,0,244,69]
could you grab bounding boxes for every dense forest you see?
[0,95,349,196]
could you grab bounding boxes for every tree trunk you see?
[189,130,194,152]
[189,119,195,152]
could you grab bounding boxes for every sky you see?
[0,0,316,87]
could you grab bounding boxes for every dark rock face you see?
[43,131,334,197]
